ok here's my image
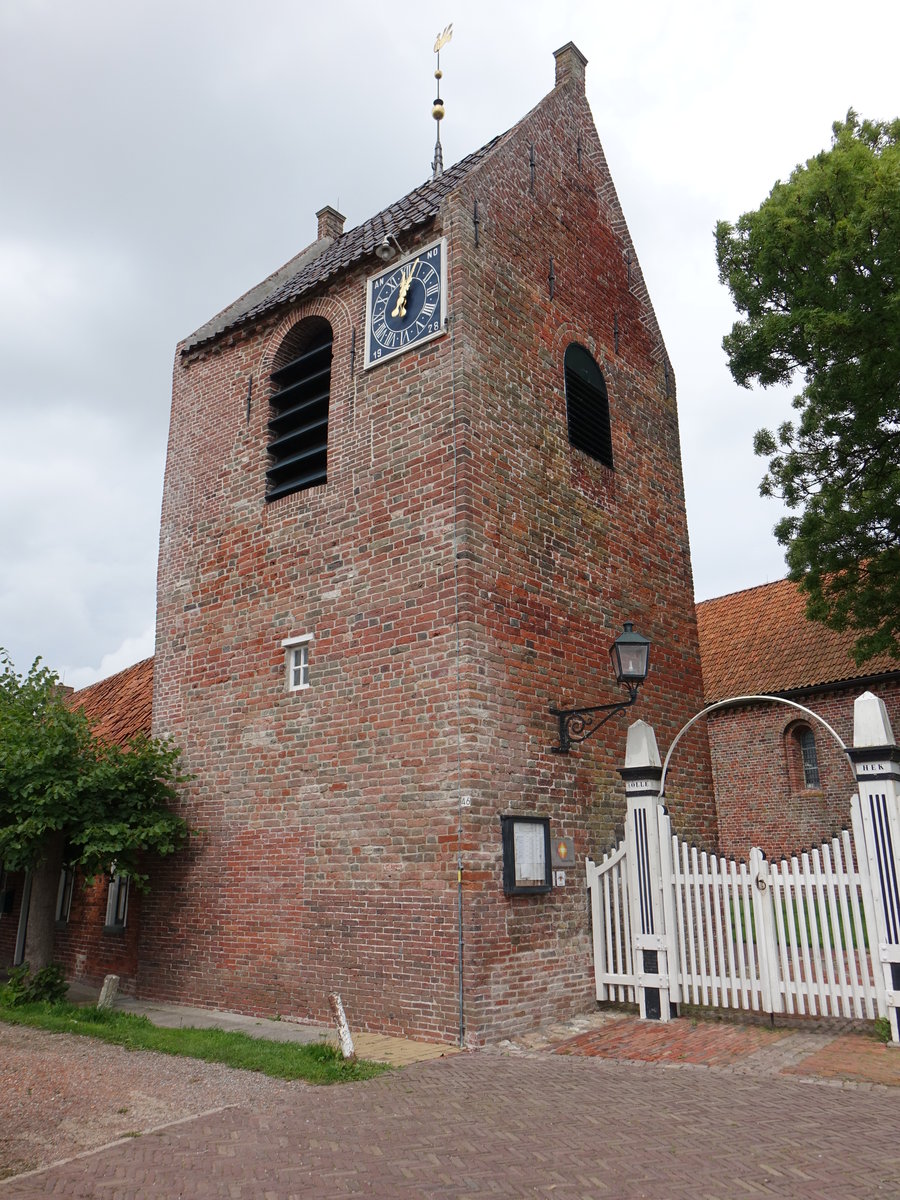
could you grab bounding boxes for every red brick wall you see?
[708,682,900,859]
[438,79,714,1038]
[53,874,141,989]
[144,63,713,1043]
[0,868,139,991]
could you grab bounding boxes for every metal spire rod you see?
[432,24,452,179]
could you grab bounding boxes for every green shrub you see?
[1,963,69,1006]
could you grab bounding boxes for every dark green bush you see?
[1,963,69,1006]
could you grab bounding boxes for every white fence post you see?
[849,691,900,1043]
[620,719,675,1021]
[749,847,781,1015]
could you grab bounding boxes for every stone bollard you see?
[329,992,356,1059]
[97,974,119,1010]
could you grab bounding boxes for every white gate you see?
[587,691,900,1038]
[588,803,884,1022]
[661,805,882,1019]
[586,841,635,1004]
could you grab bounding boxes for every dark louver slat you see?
[266,464,328,501]
[266,325,332,502]
[268,390,329,434]
[269,369,331,413]
[267,416,329,460]
[564,345,613,469]
[267,446,327,486]
[270,341,333,386]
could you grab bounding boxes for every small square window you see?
[501,815,552,894]
[282,634,313,691]
[290,644,309,689]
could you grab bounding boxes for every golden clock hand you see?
[392,260,421,319]
[392,264,414,319]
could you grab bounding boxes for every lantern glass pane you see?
[617,644,648,680]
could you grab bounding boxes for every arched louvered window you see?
[266,318,333,501]
[564,343,613,468]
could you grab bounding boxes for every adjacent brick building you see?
[3,45,715,1043]
[697,578,900,858]
[0,658,152,982]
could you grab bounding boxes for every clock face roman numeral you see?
[365,238,446,368]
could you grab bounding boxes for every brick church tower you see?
[143,43,715,1043]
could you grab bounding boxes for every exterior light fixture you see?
[375,234,404,262]
[550,621,651,754]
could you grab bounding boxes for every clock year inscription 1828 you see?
[364,237,447,369]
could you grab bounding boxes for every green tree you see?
[716,112,900,664]
[0,653,188,969]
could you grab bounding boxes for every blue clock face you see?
[365,238,446,368]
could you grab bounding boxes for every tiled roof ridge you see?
[184,236,337,353]
[184,130,510,355]
[696,575,793,609]
[73,654,153,697]
[696,573,899,701]
[70,656,154,747]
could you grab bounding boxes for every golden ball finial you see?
[432,100,445,121]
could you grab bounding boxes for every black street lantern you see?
[550,622,651,754]
[609,621,651,687]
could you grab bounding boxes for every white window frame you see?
[56,864,75,924]
[282,633,313,692]
[105,872,129,930]
[798,726,821,789]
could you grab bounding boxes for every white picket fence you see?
[587,797,884,1022]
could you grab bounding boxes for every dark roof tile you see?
[185,135,506,353]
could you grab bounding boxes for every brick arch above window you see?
[564,342,613,468]
[266,316,333,502]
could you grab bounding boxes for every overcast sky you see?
[1,0,897,688]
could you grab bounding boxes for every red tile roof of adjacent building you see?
[71,657,153,746]
[696,577,898,703]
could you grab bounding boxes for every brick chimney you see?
[316,205,346,241]
[554,42,587,90]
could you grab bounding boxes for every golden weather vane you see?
[431,24,453,179]
[434,24,453,54]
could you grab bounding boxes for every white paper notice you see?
[514,821,546,886]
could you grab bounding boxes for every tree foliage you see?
[716,112,900,664]
[0,653,188,886]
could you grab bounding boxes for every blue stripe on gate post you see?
[848,691,900,1044]
[620,720,675,1022]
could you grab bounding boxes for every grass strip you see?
[0,1001,389,1084]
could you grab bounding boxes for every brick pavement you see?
[552,1015,793,1067]
[785,1032,900,1087]
[3,1038,900,1199]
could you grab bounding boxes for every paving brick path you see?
[4,1041,900,1199]
[553,1014,793,1066]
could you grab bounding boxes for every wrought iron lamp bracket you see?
[549,686,639,754]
